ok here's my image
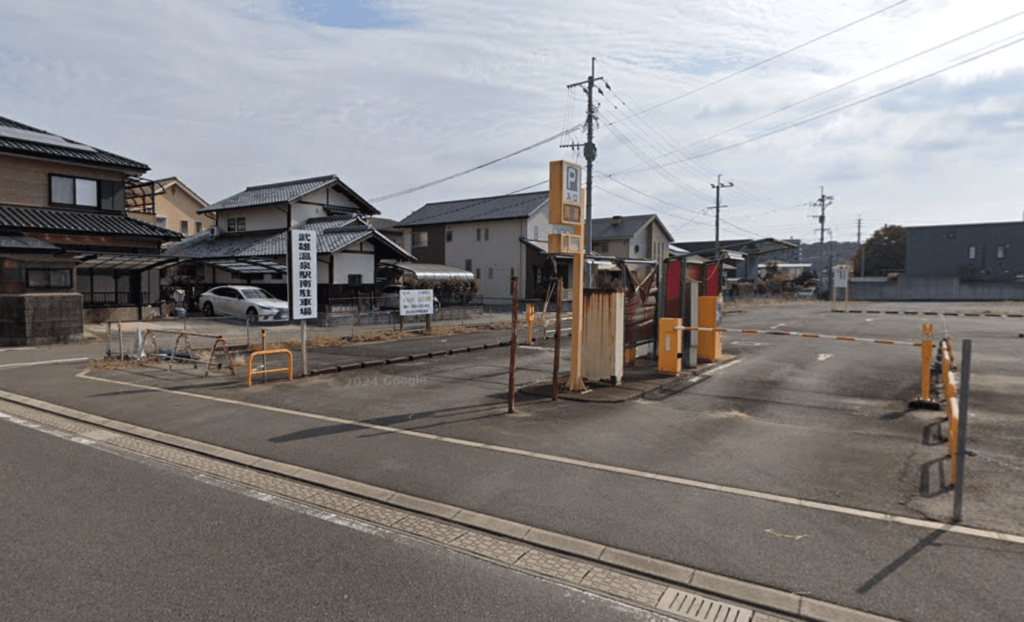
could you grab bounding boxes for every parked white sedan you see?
[199,286,289,322]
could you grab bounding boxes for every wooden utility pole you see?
[508,271,518,413]
[552,277,562,401]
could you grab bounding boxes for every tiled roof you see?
[166,217,413,260]
[201,175,379,215]
[591,215,656,240]
[397,191,548,227]
[0,204,183,240]
[0,115,149,173]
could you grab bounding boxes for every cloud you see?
[1,0,1022,241]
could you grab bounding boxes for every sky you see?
[1,0,1022,245]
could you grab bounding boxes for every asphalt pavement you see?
[2,300,1022,622]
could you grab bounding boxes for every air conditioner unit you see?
[209,226,225,238]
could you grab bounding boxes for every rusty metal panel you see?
[582,290,624,385]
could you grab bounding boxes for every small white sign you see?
[834,266,849,289]
[290,230,318,320]
[400,289,434,316]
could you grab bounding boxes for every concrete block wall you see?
[0,293,84,347]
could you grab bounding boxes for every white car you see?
[199,286,290,322]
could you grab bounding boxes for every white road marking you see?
[0,347,36,352]
[0,357,89,370]
[770,323,785,330]
[64,371,1024,546]
[817,354,833,362]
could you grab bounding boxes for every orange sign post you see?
[549,160,587,392]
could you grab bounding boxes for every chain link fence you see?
[100,295,575,359]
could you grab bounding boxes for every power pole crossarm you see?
[565,58,603,287]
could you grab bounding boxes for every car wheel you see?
[203,302,214,316]
[245,308,259,323]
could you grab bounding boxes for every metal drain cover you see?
[656,588,753,622]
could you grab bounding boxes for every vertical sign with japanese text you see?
[290,229,318,320]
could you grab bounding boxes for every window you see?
[968,246,976,259]
[488,267,494,280]
[475,268,481,279]
[465,259,472,271]
[997,245,1006,259]
[412,231,428,247]
[236,217,245,232]
[348,274,362,286]
[227,217,246,232]
[195,221,203,234]
[446,230,452,242]
[476,228,482,241]
[27,268,72,290]
[485,228,489,241]
[180,220,189,235]
[50,174,98,207]
[156,216,168,229]
[534,226,539,240]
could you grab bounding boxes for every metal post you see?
[508,271,518,413]
[553,278,562,401]
[301,319,308,377]
[118,321,123,359]
[261,329,267,384]
[106,322,111,358]
[953,339,972,523]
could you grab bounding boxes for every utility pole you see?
[565,58,602,287]
[857,216,866,277]
[810,187,833,293]
[711,174,733,294]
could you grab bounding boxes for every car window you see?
[211,287,232,298]
[241,289,274,300]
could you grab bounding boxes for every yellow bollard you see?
[697,296,721,363]
[919,338,933,402]
[526,304,535,344]
[657,318,682,376]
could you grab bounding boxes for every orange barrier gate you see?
[247,349,293,387]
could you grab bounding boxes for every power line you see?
[623,10,1024,170]
[371,124,583,203]
[662,32,1024,165]
[613,0,913,120]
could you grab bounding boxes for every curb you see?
[0,388,901,622]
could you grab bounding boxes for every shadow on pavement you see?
[856,527,947,594]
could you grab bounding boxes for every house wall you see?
[333,251,374,285]
[291,187,362,224]
[133,183,211,236]
[906,222,1024,282]
[408,224,445,264]
[0,154,126,210]
[216,205,286,232]
[445,219,527,299]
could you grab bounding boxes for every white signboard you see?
[290,229,318,320]
[400,289,434,316]
[833,266,849,289]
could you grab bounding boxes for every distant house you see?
[396,191,559,300]
[0,114,182,345]
[672,238,800,280]
[167,175,413,306]
[591,214,674,263]
[129,176,211,238]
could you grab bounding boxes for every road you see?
[0,414,675,622]
[2,300,1022,622]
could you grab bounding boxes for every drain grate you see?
[656,588,753,622]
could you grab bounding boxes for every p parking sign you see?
[549,160,583,226]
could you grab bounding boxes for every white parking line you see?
[0,357,89,370]
[69,370,1024,546]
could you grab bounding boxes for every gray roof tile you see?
[0,204,182,240]
[0,115,149,173]
[397,191,548,227]
[166,217,412,260]
[201,175,379,215]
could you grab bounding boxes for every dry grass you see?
[265,323,511,351]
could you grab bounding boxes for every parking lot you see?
[3,300,1023,622]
